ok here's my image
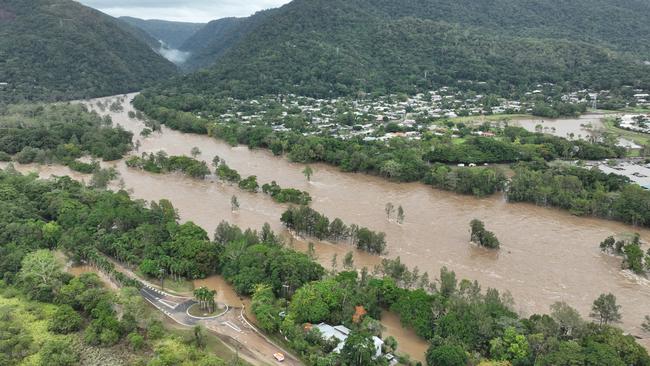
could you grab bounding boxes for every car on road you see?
[273,353,285,362]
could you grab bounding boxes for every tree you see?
[193,286,217,313]
[48,305,83,334]
[212,155,221,168]
[302,165,314,181]
[18,250,64,301]
[489,327,530,363]
[642,315,650,333]
[231,195,240,212]
[470,219,486,243]
[385,203,394,220]
[39,338,79,366]
[191,147,201,158]
[426,344,468,366]
[550,301,584,338]
[469,219,500,249]
[127,332,145,351]
[590,293,621,325]
[251,284,280,333]
[397,205,405,224]
[193,325,207,349]
[340,331,376,366]
[343,251,355,270]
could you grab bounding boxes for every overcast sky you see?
[77,0,291,23]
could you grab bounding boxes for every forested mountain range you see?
[178,9,279,71]
[152,0,650,98]
[0,0,178,104]
[119,16,205,49]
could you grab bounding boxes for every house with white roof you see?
[314,323,385,359]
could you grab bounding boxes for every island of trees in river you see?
[133,94,650,228]
[1,167,649,366]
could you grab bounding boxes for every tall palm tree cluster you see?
[193,286,217,313]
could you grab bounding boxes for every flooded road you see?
[5,95,650,355]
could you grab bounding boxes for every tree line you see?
[508,161,650,227]
[126,151,211,179]
[281,205,387,254]
[1,167,649,366]
[133,93,624,190]
[0,103,133,168]
[600,234,650,275]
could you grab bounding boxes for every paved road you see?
[139,283,302,366]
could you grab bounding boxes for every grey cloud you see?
[77,0,290,22]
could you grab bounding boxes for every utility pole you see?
[159,268,165,290]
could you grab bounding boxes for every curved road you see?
[140,283,302,366]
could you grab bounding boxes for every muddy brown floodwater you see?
[5,94,650,356]
[511,113,606,140]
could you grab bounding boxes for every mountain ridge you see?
[152,0,650,98]
[119,16,205,49]
[0,0,178,103]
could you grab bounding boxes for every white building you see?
[314,323,384,359]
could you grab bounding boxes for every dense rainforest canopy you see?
[119,17,205,49]
[148,0,650,99]
[0,0,177,104]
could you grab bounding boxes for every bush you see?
[426,344,468,366]
[39,338,79,366]
[127,332,145,351]
[48,305,83,334]
[147,319,165,340]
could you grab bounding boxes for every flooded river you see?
[5,95,650,354]
[511,113,606,140]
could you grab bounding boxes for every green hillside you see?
[0,0,178,104]
[119,16,205,49]
[155,0,650,98]
[179,9,280,71]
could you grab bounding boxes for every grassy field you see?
[187,303,225,317]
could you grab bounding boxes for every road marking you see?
[158,299,179,309]
[223,321,242,332]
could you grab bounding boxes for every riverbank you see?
[5,93,650,346]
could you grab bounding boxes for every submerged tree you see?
[397,205,405,224]
[590,293,622,326]
[302,165,314,181]
[385,202,395,220]
[642,315,650,334]
[231,195,240,212]
[469,219,500,249]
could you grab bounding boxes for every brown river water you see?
[5,95,650,355]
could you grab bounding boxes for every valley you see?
[2,0,650,364]
[6,95,650,356]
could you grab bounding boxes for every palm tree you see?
[193,287,218,313]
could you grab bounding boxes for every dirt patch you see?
[0,8,16,21]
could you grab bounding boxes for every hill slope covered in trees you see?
[0,0,178,104]
[155,0,650,98]
[119,16,205,49]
